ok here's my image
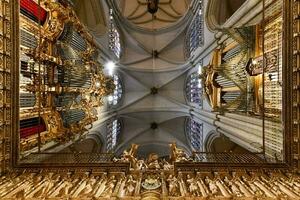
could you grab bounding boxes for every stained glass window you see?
[108,75,123,106]
[185,5,204,58]
[106,119,121,152]
[109,9,121,58]
[186,118,203,151]
[186,71,202,107]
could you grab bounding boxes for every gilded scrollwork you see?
[17,0,116,153]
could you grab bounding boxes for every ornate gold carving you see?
[201,50,222,110]
[169,142,190,163]
[0,0,12,174]
[17,0,115,154]
[0,170,298,199]
[292,0,300,169]
[141,175,161,190]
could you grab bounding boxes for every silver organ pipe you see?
[218,43,250,112]
[222,45,248,89]
[61,109,86,127]
[59,67,91,89]
[20,93,36,108]
[222,91,241,102]
[56,23,92,90]
[20,53,36,109]
[20,29,38,49]
[54,93,74,108]
[215,76,236,88]
[58,23,87,52]
[57,43,81,61]
[222,45,242,61]
[215,75,241,105]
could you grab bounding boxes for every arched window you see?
[106,119,121,152]
[109,9,121,58]
[186,71,202,107]
[186,118,203,151]
[107,75,123,106]
[186,5,204,58]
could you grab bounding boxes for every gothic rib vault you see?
[0,0,300,199]
[89,0,198,157]
[68,0,271,158]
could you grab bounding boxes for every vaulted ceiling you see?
[112,66,193,156]
[115,0,192,30]
[85,0,199,157]
[66,0,258,158]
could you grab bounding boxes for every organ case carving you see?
[18,0,114,155]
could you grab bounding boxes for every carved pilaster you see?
[292,0,300,170]
[0,0,14,175]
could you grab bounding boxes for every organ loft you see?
[0,0,299,199]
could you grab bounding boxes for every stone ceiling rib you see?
[118,68,150,89]
[158,93,189,110]
[121,111,188,124]
[157,67,191,89]
[115,0,192,30]
[95,0,197,156]
[122,56,152,66]
[123,69,184,88]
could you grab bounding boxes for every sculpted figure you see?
[224,176,242,197]
[187,175,200,197]
[124,175,136,196]
[31,174,56,198]
[162,159,174,170]
[167,175,180,196]
[136,159,148,170]
[242,176,264,197]
[271,183,286,197]
[162,159,173,170]
[147,153,161,170]
[169,142,190,163]
[78,176,97,197]
[205,176,221,196]
[114,144,141,170]
[101,175,117,197]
